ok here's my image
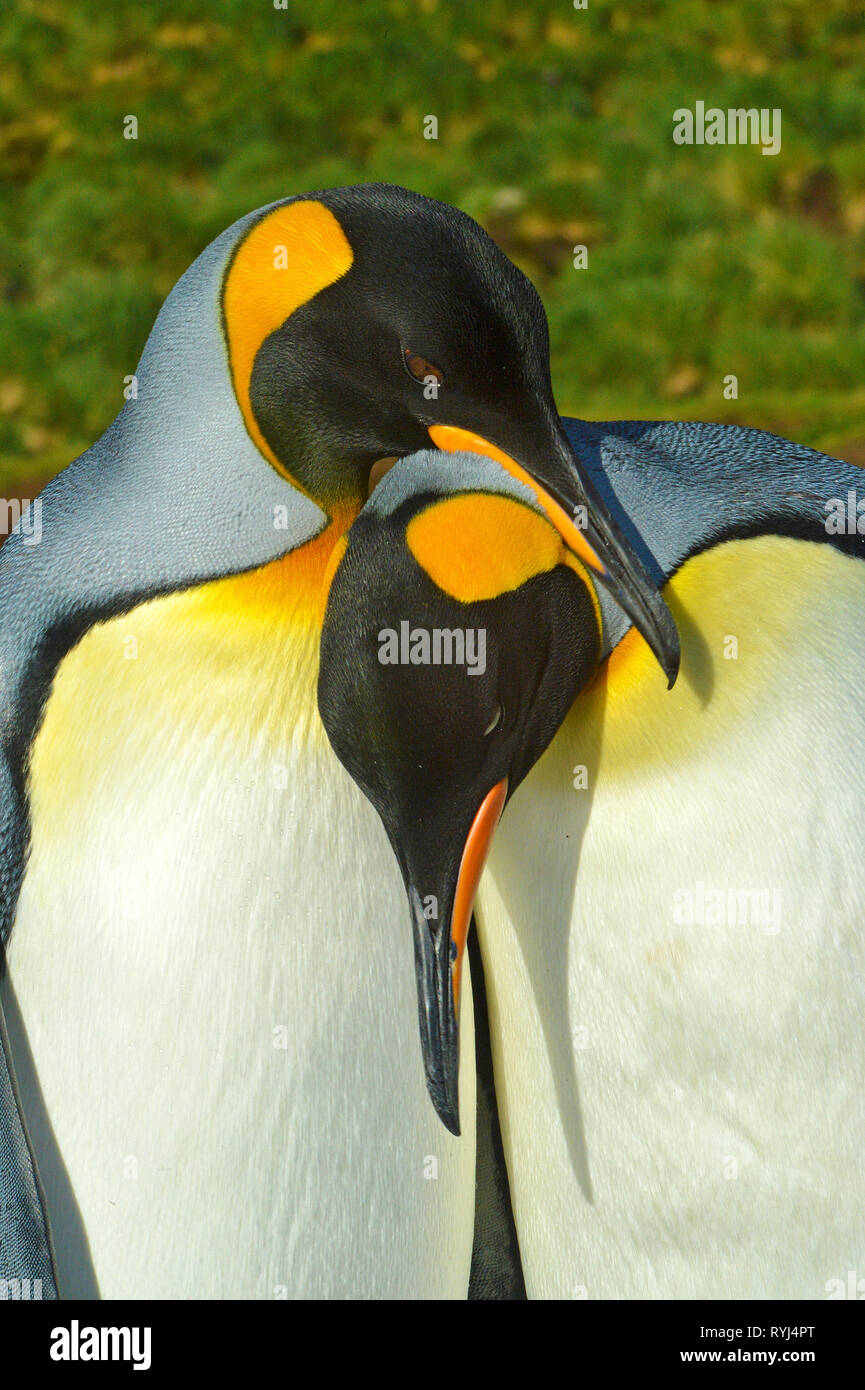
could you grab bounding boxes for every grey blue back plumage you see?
[563,416,865,653]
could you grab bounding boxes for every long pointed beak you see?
[405,779,507,1135]
[428,422,680,688]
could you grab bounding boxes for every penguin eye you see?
[403,347,444,386]
[483,703,502,736]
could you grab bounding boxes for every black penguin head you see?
[240,185,550,507]
[222,184,678,684]
[317,454,601,1133]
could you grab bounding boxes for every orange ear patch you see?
[428,423,606,576]
[222,200,353,478]
[406,493,570,602]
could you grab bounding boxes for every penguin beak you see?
[428,422,680,688]
[403,779,508,1135]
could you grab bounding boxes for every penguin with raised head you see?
[0,186,675,1300]
[319,421,865,1300]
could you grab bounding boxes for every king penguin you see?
[318,448,602,1137]
[318,420,865,1301]
[0,185,677,1300]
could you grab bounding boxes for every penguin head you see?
[222,184,678,684]
[317,451,601,1134]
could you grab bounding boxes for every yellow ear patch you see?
[222,200,353,479]
[407,492,580,603]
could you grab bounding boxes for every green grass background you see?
[1,0,864,496]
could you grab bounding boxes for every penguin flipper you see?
[562,416,865,652]
[0,974,58,1300]
[0,585,57,1298]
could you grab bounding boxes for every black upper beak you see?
[408,882,461,1134]
[536,422,681,689]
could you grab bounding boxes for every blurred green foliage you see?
[1,0,865,493]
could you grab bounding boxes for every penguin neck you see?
[27,508,360,782]
[209,503,359,629]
